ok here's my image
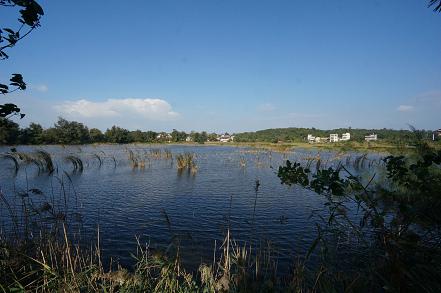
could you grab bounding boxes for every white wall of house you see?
[341,133,350,141]
[365,134,377,141]
[330,134,339,142]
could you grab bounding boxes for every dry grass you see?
[176,153,198,174]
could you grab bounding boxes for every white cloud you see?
[397,105,414,112]
[32,84,48,92]
[54,98,179,120]
[257,103,276,112]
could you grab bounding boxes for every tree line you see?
[0,117,212,145]
[1,117,438,145]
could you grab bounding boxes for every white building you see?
[365,134,378,141]
[156,133,172,142]
[219,133,233,142]
[329,134,339,143]
[340,133,351,141]
[185,136,193,142]
[307,134,316,143]
[433,129,441,141]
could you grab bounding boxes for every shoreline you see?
[2,140,439,154]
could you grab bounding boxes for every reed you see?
[127,149,146,169]
[175,152,197,172]
[239,156,247,168]
[149,148,162,159]
[35,150,55,174]
[65,155,84,173]
[0,152,19,175]
[0,150,57,175]
[0,222,302,292]
[92,153,103,167]
[163,149,173,160]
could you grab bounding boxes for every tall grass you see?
[0,150,56,175]
[149,148,173,160]
[176,153,198,174]
[65,155,84,173]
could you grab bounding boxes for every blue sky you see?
[2,0,440,132]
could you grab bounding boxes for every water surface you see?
[0,144,380,270]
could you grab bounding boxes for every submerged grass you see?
[176,153,198,174]
[0,150,56,175]
[65,155,84,173]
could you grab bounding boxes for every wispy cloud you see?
[31,84,48,92]
[397,105,414,112]
[54,98,179,120]
[257,103,276,112]
[287,112,324,118]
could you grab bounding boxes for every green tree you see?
[89,128,105,143]
[52,117,90,144]
[208,132,218,142]
[19,122,43,144]
[0,117,19,144]
[41,127,58,144]
[145,131,157,143]
[171,129,187,142]
[129,130,146,143]
[105,126,130,143]
[191,131,207,144]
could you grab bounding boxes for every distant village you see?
[156,132,235,143]
[307,132,377,143]
[306,129,441,144]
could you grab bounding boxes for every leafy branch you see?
[429,0,441,12]
[1,0,44,118]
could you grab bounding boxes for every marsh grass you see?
[239,156,247,168]
[176,153,198,174]
[0,152,19,174]
[65,155,84,173]
[2,200,331,293]
[0,150,57,176]
[149,148,173,160]
[92,153,103,168]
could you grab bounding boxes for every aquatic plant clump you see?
[176,152,198,174]
[0,149,56,175]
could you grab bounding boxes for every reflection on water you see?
[0,144,380,269]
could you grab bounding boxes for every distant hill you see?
[234,127,433,143]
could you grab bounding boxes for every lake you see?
[0,144,380,271]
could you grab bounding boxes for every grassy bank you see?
[207,140,441,154]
